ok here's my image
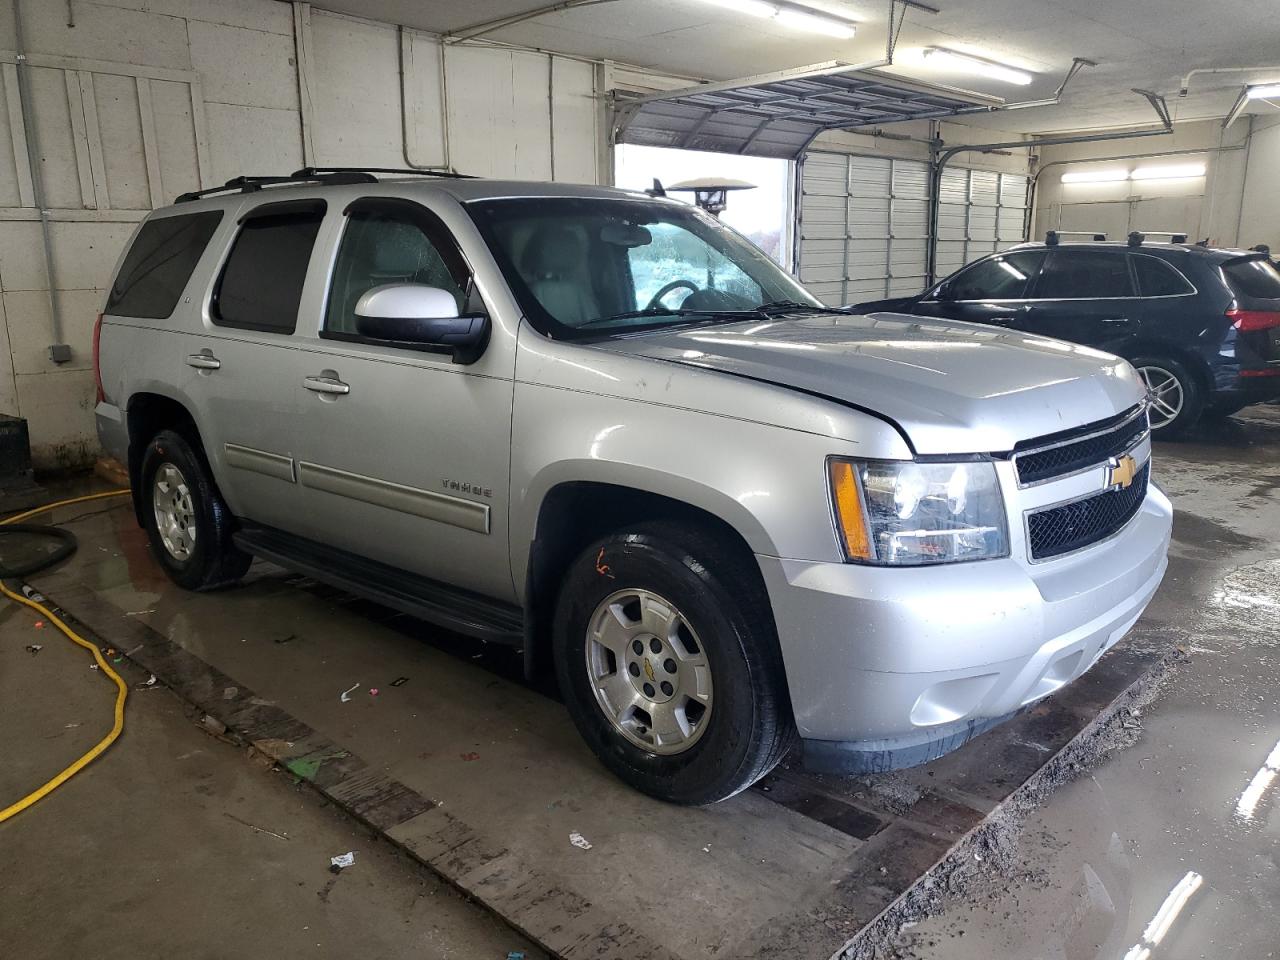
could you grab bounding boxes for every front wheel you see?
[139,430,251,590]
[1132,357,1203,437]
[553,523,792,805]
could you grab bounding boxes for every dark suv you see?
[852,237,1280,435]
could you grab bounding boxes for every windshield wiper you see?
[576,307,765,330]
[754,299,851,316]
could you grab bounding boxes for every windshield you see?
[466,196,823,340]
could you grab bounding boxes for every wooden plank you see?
[63,70,96,208]
[2,63,34,206]
[77,71,110,210]
[135,77,164,208]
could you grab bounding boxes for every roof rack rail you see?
[1045,230,1108,245]
[174,165,477,203]
[174,169,378,203]
[1134,229,1190,244]
[292,166,476,180]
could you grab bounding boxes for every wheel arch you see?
[124,390,208,526]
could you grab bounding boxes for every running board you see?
[233,524,524,645]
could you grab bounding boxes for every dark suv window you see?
[1223,257,1280,299]
[213,200,326,333]
[947,251,1045,300]
[1036,250,1133,299]
[1132,255,1194,296]
[106,211,223,319]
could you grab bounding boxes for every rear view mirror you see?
[354,284,489,363]
[600,222,652,247]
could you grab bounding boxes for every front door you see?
[289,196,517,602]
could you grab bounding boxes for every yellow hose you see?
[0,488,131,824]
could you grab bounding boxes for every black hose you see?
[0,524,77,578]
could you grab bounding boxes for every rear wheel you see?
[1132,357,1203,437]
[553,522,792,804]
[139,430,251,590]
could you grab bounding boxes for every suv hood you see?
[590,312,1146,454]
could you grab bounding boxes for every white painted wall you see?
[1238,114,1280,253]
[0,0,602,469]
[1032,120,1251,247]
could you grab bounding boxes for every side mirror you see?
[354,284,489,363]
[932,280,954,301]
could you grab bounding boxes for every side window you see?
[106,211,223,319]
[948,251,1045,300]
[1132,255,1194,296]
[1036,251,1134,299]
[212,200,326,333]
[324,200,469,338]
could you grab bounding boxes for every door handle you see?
[1100,317,1131,324]
[303,375,350,396]
[185,353,221,370]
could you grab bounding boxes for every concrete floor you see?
[884,405,1280,959]
[2,404,1277,959]
[0,604,542,960]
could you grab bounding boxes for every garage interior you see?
[1,1,1278,959]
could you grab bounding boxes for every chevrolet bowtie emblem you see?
[1106,453,1138,491]
[643,659,656,682]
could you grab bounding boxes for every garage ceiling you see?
[310,0,1280,135]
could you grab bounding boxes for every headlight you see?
[828,458,1008,565]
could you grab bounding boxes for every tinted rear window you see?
[106,211,223,318]
[1223,257,1280,299]
[1132,255,1195,296]
[213,201,326,334]
[1037,250,1134,299]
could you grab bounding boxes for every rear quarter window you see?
[1132,255,1195,296]
[105,211,223,319]
[1222,258,1280,299]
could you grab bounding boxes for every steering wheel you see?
[646,279,700,311]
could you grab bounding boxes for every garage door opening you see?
[613,144,793,269]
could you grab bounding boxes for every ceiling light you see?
[922,47,1033,86]
[1246,82,1280,99]
[1130,162,1206,180]
[774,7,856,38]
[697,0,776,17]
[1061,168,1129,183]
[694,0,856,38]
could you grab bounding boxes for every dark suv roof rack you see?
[1045,230,1108,245]
[174,165,475,203]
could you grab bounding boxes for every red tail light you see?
[92,312,105,404]
[1227,308,1280,332]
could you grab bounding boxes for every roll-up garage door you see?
[796,151,931,306]
[933,168,1031,279]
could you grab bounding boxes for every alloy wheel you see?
[152,462,197,561]
[584,588,713,755]
[1136,365,1184,429]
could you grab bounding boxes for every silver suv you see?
[94,168,1172,804]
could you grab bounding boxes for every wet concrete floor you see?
[874,405,1280,959]
[2,405,1276,959]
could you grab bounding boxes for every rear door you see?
[1021,248,1136,349]
[183,198,326,531]
[288,196,517,601]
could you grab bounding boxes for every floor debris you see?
[200,715,227,737]
[135,674,159,690]
[569,832,593,851]
[24,643,41,655]
[223,686,238,700]
[339,682,359,702]
[369,687,379,697]
[223,811,290,841]
[390,677,409,687]
[460,752,480,762]
[329,851,355,872]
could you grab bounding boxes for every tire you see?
[1131,356,1203,437]
[553,522,792,805]
[139,429,251,590]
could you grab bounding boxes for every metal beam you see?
[619,60,886,108]
[443,0,620,44]
[1222,86,1250,130]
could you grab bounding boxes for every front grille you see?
[1028,463,1150,560]
[1014,406,1149,486]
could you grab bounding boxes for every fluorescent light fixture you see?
[922,47,1033,85]
[1061,168,1129,183]
[697,0,775,17]
[775,7,856,38]
[694,0,856,38]
[1246,82,1280,99]
[1130,162,1206,180]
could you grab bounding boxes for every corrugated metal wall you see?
[797,150,1030,306]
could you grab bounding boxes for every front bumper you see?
[758,483,1172,770]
